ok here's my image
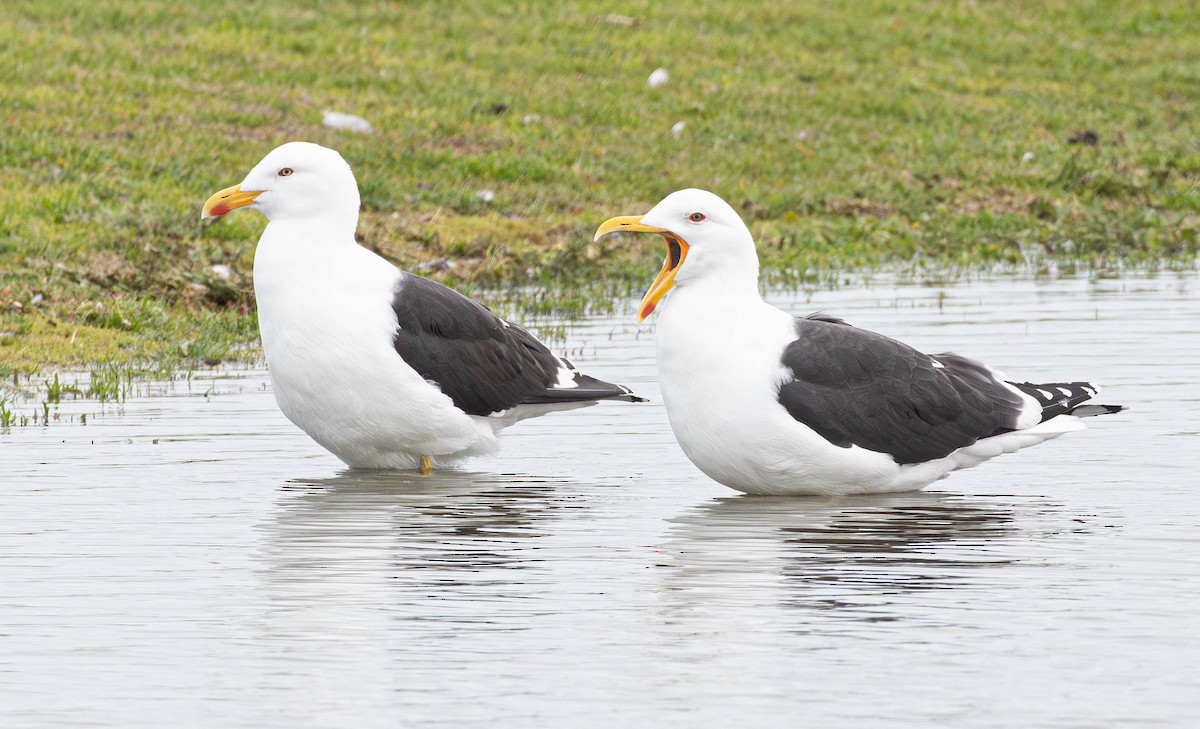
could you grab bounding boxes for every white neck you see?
[259,214,357,257]
[676,254,759,299]
[654,233,776,360]
[265,200,359,239]
[672,230,763,307]
[252,217,368,300]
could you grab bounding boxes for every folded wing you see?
[392,274,642,416]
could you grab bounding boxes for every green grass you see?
[0,394,14,429]
[2,0,1199,379]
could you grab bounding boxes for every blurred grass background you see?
[1,0,1198,374]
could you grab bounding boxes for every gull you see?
[596,189,1123,495]
[202,142,643,474]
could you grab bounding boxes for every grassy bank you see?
[2,0,1198,378]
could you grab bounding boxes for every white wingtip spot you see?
[552,366,579,389]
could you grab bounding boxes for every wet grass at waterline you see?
[2,0,1199,378]
[0,362,184,431]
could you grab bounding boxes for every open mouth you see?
[665,234,683,271]
[593,215,690,322]
[637,230,689,321]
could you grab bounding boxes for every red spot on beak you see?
[208,203,231,217]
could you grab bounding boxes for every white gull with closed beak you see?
[202,142,643,473]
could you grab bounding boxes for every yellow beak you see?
[595,215,690,323]
[201,184,264,221]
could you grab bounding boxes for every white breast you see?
[253,224,482,467]
[654,284,903,495]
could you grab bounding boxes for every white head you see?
[201,142,361,229]
[595,189,760,321]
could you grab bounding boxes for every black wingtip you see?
[1014,381,1118,422]
[1067,403,1126,417]
[523,375,649,405]
[522,389,648,405]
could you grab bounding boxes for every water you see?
[2,272,1198,728]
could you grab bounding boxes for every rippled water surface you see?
[3,273,1199,727]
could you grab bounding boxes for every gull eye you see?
[278,167,294,177]
[687,212,706,223]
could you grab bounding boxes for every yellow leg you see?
[418,454,433,476]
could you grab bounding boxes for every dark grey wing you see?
[391,274,641,416]
[776,317,1027,464]
[803,311,851,326]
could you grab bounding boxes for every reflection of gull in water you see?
[256,470,585,639]
[661,491,1072,626]
[263,470,573,576]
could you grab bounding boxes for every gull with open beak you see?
[596,188,1124,495]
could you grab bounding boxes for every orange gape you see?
[637,232,689,322]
